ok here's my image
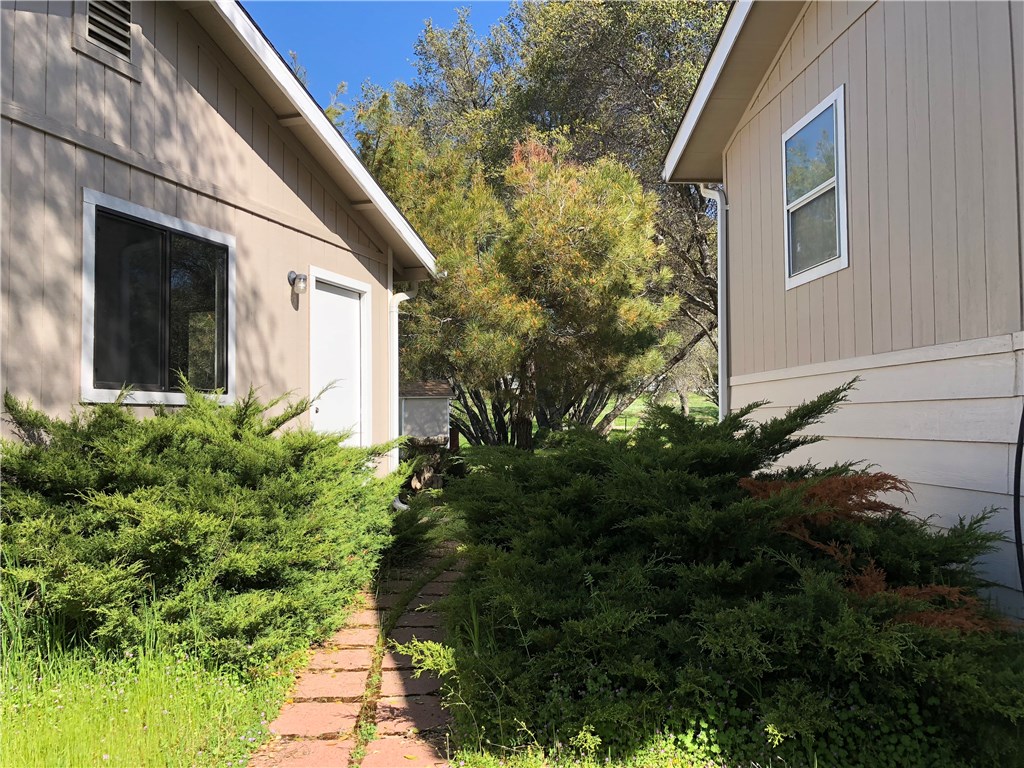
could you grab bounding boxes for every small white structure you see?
[400,381,453,445]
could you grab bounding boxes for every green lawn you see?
[0,641,293,768]
[609,393,718,432]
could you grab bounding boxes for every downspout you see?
[389,250,421,472]
[699,184,730,422]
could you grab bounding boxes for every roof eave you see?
[662,0,806,185]
[202,1,437,276]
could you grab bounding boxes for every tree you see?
[506,0,727,432]
[351,2,727,442]
[359,103,674,447]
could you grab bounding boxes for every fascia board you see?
[661,0,754,182]
[209,0,437,276]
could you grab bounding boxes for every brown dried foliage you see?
[741,472,1004,633]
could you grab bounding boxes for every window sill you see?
[785,257,848,290]
[81,388,234,406]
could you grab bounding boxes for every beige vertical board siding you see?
[130,0,155,158]
[926,2,960,344]
[234,97,253,198]
[977,2,1022,337]
[103,68,131,149]
[1,5,14,103]
[7,123,46,402]
[865,3,892,354]
[883,1,911,351]
[12,3,45,115]
[846,15,873,358]
[1014,0,1024,316]
[176,21,201,182]
[44,2,75,126]
[154,175,177,218]
[904,2,935,349]
[950,2,987,341]
[757,104,776,371]
[41,134,77,414]
[129,166,155,208]
[737,118,753,376]
[104,156,131,203]
[751,109,765,375]
[1,117,13,394]
[831,30,855,359]
[727,123,743,375]
[769,98,787,371]
[804,58,826,364]
[311,179,325,229]
[742,122,755,375]
[297,164,312,212]
[802,1,818,59]
[250,114,269,201]
[814,43,840,363]
[152,2,180,170]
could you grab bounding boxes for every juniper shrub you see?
[1,384,404,669]
[420,384,1024,766]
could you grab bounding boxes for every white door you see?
[310,277,363,445]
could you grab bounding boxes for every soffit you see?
[663,0,805,184]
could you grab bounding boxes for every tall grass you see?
[1,595,293,768]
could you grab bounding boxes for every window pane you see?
[169,234,228,391]
[785,105,836,203]
[93,212,165,390]
[789,187,838,275]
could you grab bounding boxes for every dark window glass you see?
[788,187,838,275]
[93,214,164,389]
[93,209,228,393]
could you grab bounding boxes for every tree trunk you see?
[680,388,690,417]
[593,326,712,436]
[511,356,537,450]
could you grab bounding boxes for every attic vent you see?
[87,1,132,60]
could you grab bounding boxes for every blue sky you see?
[243,1,512,111]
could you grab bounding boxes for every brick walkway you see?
[249,558,458,768]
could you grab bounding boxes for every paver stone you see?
[268,701,360,738]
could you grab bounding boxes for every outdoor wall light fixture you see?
[288,271,308,295]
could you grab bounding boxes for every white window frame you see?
[782,85,848,290]
[308,266,373,447]
[81,188,237,405]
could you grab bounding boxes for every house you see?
[400,380,453,446]
[663,0,1023,617]
[0,1,437,472]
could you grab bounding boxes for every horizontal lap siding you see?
[730,336,1024,617]
[0,3,394,441]
[724,0,1023,377]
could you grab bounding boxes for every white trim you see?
[209,0,436,276]
[80,189,236,406]
[308,266,372,447]
[729,333,1017,388]
[661,1,754,182]
[782,85,849,290]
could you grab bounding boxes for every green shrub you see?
[1,385,404,669]
[421,385,1024,766]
